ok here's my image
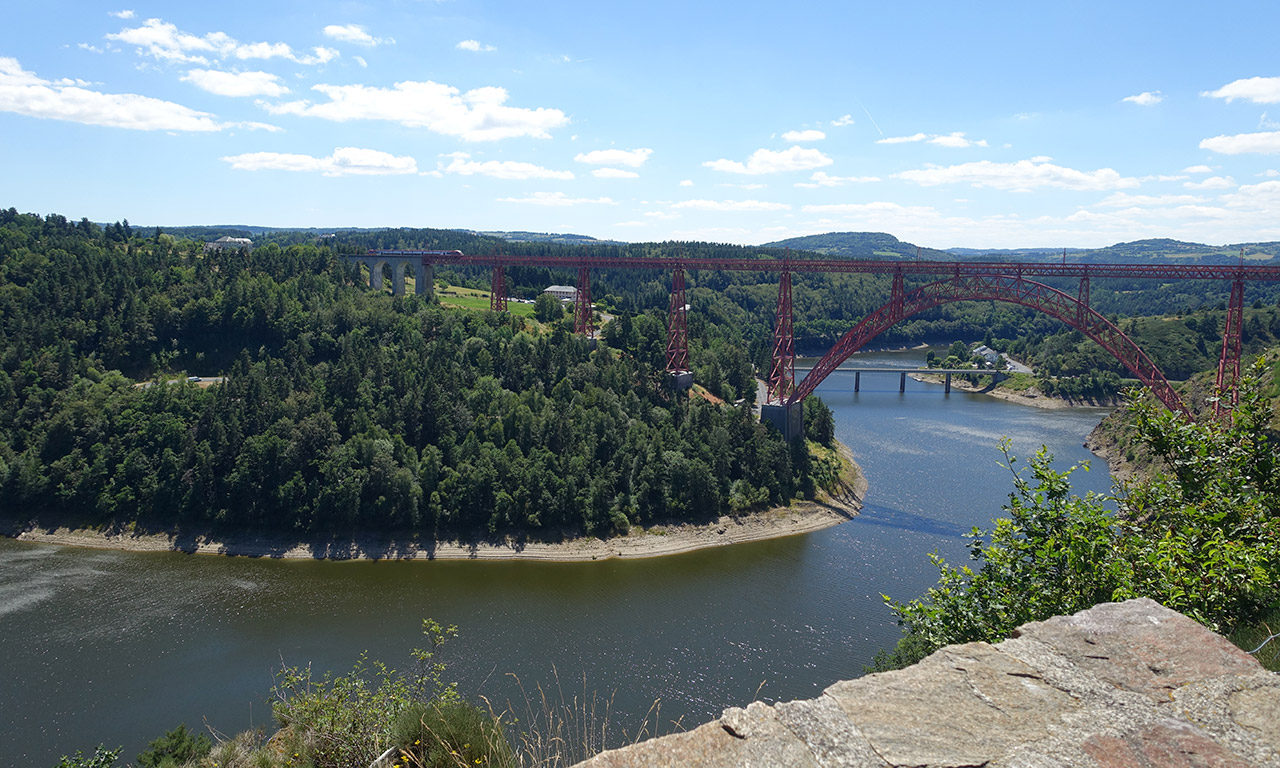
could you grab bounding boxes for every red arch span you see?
[789,273,1187,415]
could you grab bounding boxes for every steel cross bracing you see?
[574,266,594,337]
[665,267,689,373]
[791,274,1188,415]
[1216,279,1246,416]
[489,265,507,312]
[766,268,795,404]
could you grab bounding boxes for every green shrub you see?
[391,700,516,768]
[52,746,119,768]
[136,723,211,768]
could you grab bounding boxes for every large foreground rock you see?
[576,598,1280,767]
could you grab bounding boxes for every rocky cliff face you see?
[576,598,1280,767]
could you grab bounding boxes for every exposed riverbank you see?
[2,445,865,563]
[909,372,1122,410]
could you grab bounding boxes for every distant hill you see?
[762,232,955,260]
[949,238,1280,264]
[480,230,626,246]
[947,247,1085,258]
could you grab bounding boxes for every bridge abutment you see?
[760,401,804,443]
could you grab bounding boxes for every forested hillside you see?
[0,210,834,540]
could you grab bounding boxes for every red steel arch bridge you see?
[361,249,1280,428]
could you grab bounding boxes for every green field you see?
[438,286,536,317]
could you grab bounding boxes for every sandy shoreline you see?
[909,372,1121,410]
[3,447,867,563]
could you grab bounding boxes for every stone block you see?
[1007,598,1260,702]
[825,641,1077,767]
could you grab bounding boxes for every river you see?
[0,348,1115,766]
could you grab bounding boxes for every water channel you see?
[0,348,1116,766]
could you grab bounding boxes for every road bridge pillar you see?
[854,371,860,392]
[900,371,907,392]
[945,373,951,394]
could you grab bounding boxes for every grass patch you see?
[439,293,535,317]
[994,372,1038,393]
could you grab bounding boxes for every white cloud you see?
[1264,169,1280,178]
[1183,175,1236,190]
[498,192,615,206]
[794,171,880,188]
[831,114,854,127]
[1183,164,1213,173]
[895,157,1139,191]
[929,132,988,148]
[323,24,391,46]
[702,145,832,175]
[1095,192,1206,208]
[781,129,825,142]
[877,132,927,144]
[182,69,289,97]
[456,39,497,53]
[109,9,135,19]
[440,152,572,180]
[1122,91,1163,106]
[0,56,221,131]
[222,146,417,176]
[592,167,639,179]
[108,18,339,66]
[353,56,368,68]
[877,131,987,147]
[574,148,652,167]
[78,43,104,53]
[1200,130,1280,155]
[1202,76,1280,104]
[671,199,790,212]
[262,80,567,141]
[679,179,693,187]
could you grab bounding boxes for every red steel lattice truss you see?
[1216,279,1245,416]
[665,267,689,373]
[489,265,507,312]
[379,249,1276,415]
[574,266,594,337]
[767,269,795,404]
[790,274,1189,416]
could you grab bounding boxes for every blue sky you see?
[2,1,1279,249]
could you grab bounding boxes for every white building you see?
[543,285,577,301]
[973,344,1002,365]
[204,236,254,253]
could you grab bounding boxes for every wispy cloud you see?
[323,24,392,46]
[456,39,497,52]
[1202,76,1280,104]
[262,81,568,141]
[1200,130,1280,154]
[895,157,1138,191]
[0,56,221,131]
[439,152,572,179]
[1182,175,1236,190]
[1122,91,1163,106]
[109,9,135,19]
[703,145,831,175]
[574,148,652,167]
[794,171,880,188]
[222,147,417,175]
[877,131,987,148]
[182,69,289,98]
[498,192,616,206]
[592,167,639,178]
[108,17,339,65]
[830,114,854,127]
[671,199,790,212]
[781,129,825,142]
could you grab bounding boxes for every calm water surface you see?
[0,348,1114,766]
